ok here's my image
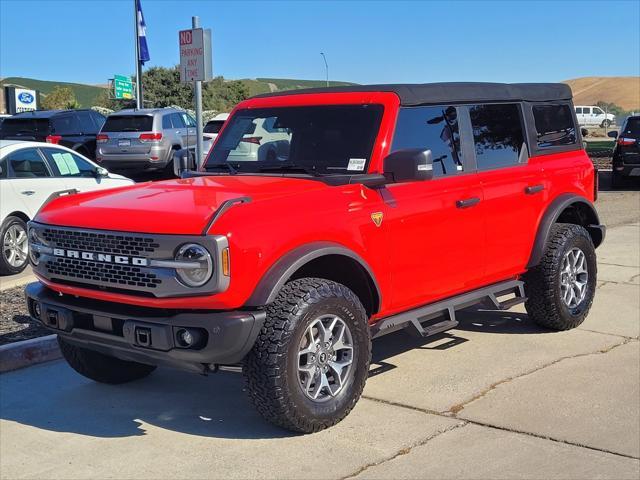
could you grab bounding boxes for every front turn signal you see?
[221,248,230,277]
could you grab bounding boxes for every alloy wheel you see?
[3,224,28,268]
[297,314,354,402]
[560,247,588,309]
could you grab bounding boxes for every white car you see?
[575,105,616,127]
[228,116,291,162]
[0,140,133,275]
[201,113,230,162]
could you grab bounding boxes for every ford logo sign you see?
[18,92,34,104]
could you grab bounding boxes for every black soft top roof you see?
[253,82,573,106]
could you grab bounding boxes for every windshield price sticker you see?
[347,158,366,171]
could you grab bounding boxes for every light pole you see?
[320,52,329,87]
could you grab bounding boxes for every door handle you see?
[525,184,545,195]
[456,197,480,209]
[21,190,36,196]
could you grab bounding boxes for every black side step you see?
[371,279,526,339]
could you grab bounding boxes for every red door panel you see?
[383,175,485,312]
[477,161,546,283]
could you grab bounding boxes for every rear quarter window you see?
[102,115,154,132]
[532,104,576,148]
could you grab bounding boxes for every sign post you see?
[179,19,212,168]
[113,74,135,100]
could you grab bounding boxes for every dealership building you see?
[1,85,40,114]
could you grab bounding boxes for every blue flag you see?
[136,0,150,64]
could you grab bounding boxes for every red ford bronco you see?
[26,83,605,433]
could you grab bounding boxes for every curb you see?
[0,273,37,292]
[0,335,61,373]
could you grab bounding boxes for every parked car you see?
[26,82,604,433]
[96,108,197,174]
[608,115,640,187]
[202,113,230,160]
[203,112,229,139]
[575,105,615,127]
[0,109,106,159]
[0,140,132,275]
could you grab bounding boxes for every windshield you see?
[204,105,384,175]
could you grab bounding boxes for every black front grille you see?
[41,228,159,256]
[45,257,162,289]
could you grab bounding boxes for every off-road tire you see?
[524,223,597,330]
[0,216,29,275]
[58,336,156,384]
[243,278,371,433]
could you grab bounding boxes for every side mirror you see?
[173,148,196,177]
[383,149,433,183]
[607,130,619,139]
[581,128,589,137]
[95,166,109,177]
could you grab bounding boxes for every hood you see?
[36,175,327,235]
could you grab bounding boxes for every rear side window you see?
[162,115,172,129]
[52,115,81,135]
[532,104,576,148]
[76,111,97,134]
[391,105,463,177]
[469,103,526,170]
[575,107,582,114]
[40,147,96,177]
[102,115,154,132]
[622,118,640,136]
[170,113,186,128]
[5,148,51,178]
[0,118,50,137]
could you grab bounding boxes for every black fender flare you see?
[527,194,605,268]
[245,242,381,307]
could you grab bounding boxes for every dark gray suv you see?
[96,107,197,173]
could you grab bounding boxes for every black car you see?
[0,109,106,159]
[608,115,640,188]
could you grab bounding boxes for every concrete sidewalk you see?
[1,224,638,480]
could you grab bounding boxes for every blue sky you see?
[1,0,638,85]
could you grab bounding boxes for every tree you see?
[203,76,250,112]
[139,66,192,109]
[42,86,79,110]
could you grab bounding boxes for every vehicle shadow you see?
[0,306,547,440]
[598,170,640,192]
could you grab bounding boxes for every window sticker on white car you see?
[52,153,80,175]
[347,158,366,171]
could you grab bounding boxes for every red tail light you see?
[617,137,636,146]
[139,132,163,142]
[240,136,262,145]
[96,134,109,143]
[45,135,62,144]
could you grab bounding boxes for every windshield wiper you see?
[205,162,238,174]
[257,163,320,176]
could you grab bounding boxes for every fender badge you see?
[371,212,383,227]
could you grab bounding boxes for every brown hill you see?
[563,77,639,110]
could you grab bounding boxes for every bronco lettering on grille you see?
[52,248,149,266]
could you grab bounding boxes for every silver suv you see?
[96,108,197,173]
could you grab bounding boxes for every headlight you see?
[174,243,213,287]
[28,228,41,266]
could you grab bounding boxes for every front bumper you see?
[25,282,265,373]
